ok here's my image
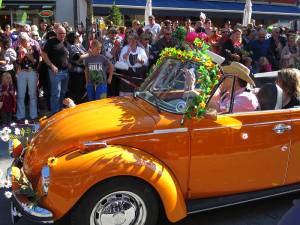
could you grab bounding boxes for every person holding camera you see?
[15,32,40,122]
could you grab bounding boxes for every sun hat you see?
[223,61,255,86]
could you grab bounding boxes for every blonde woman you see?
[276,68,300,109]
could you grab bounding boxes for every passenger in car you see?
[219,62,259,113]
[276,68,300,109]
[256,83,283,110]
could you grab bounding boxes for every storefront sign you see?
[39,10,53,18]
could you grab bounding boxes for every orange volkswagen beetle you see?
[8,52,300,225]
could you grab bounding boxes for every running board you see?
[187,183,300,214]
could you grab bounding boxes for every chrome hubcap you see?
[90,191,147,225]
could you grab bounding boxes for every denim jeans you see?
[16,70,38,120]
[48,69,69,114]
[86,83,107,101]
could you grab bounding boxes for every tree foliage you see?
[107,1,123,26]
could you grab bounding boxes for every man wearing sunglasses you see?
[155,28,178,57]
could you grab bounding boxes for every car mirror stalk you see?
[203,108,218,121]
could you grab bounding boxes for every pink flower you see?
[185,32,198,43]
[198,32,208,41]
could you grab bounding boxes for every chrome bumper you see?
[11,192,54,224]
[8,163,54,224]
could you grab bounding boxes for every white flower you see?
[3,180,12,188]
[0,179,5,188]
[24,120,29,125]
[1,133,10,142]
[2,127,11,134]
[14,128,21,136]
[4,191,12,199]
[11,207,18,216]
[10,122,16,127]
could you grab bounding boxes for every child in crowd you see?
[242,56,255,74]
[0,72,16,125]
[242,56,259,87]
[84,39,114,101]
[258,56,272,73]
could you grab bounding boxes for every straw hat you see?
[223,61,255,86]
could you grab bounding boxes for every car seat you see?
[257,83,283,110]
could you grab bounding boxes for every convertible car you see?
[7,53,300,225]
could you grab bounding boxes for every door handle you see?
[273,124,292,134]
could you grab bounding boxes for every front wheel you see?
[71,177,159,225]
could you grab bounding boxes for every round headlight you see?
[41,166,50,196]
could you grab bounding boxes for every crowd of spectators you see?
[0,14,299,125]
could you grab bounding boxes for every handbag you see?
[115,61,129,71]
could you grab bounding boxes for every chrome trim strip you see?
[12,192,54,221]
[81,141,107,147]
[187,187,300,215]
[104,128,189,143]
[153,128,188,134]
[193,120,292,132]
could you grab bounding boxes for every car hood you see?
[23,97,155,179]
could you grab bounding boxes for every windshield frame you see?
[136,57,207,115]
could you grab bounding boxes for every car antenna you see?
[148,90,161,113]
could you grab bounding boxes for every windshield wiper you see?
[148,90,161,113]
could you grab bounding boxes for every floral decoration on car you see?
[0,122,39,203]
[155,38,221,118]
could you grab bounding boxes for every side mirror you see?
[204,108,218,120]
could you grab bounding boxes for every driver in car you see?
[213,62,259,113]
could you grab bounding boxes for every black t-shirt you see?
[43,38,69,70]
[283,96,300,109]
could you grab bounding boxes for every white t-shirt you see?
[119,45,148,68]
[144,23,161,38]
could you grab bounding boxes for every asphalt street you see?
[0,140,299,225]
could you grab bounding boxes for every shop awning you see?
[2,0,55,9]
[93,0,300,17]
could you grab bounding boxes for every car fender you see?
[38,145,187,222]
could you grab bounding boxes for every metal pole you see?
[10,8,13,27]
[73,0,78,28]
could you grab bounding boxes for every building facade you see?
[0,0,79,28]
[93,0,300,26]
[1,0,300,29]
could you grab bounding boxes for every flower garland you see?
[0,123,39,203]
[155,38,221,118]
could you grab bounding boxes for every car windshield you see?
[136,58,202,114]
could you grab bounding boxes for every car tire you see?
[70,177,159,225]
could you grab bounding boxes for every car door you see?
[188,77,292,199]
[284,107,300,184]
